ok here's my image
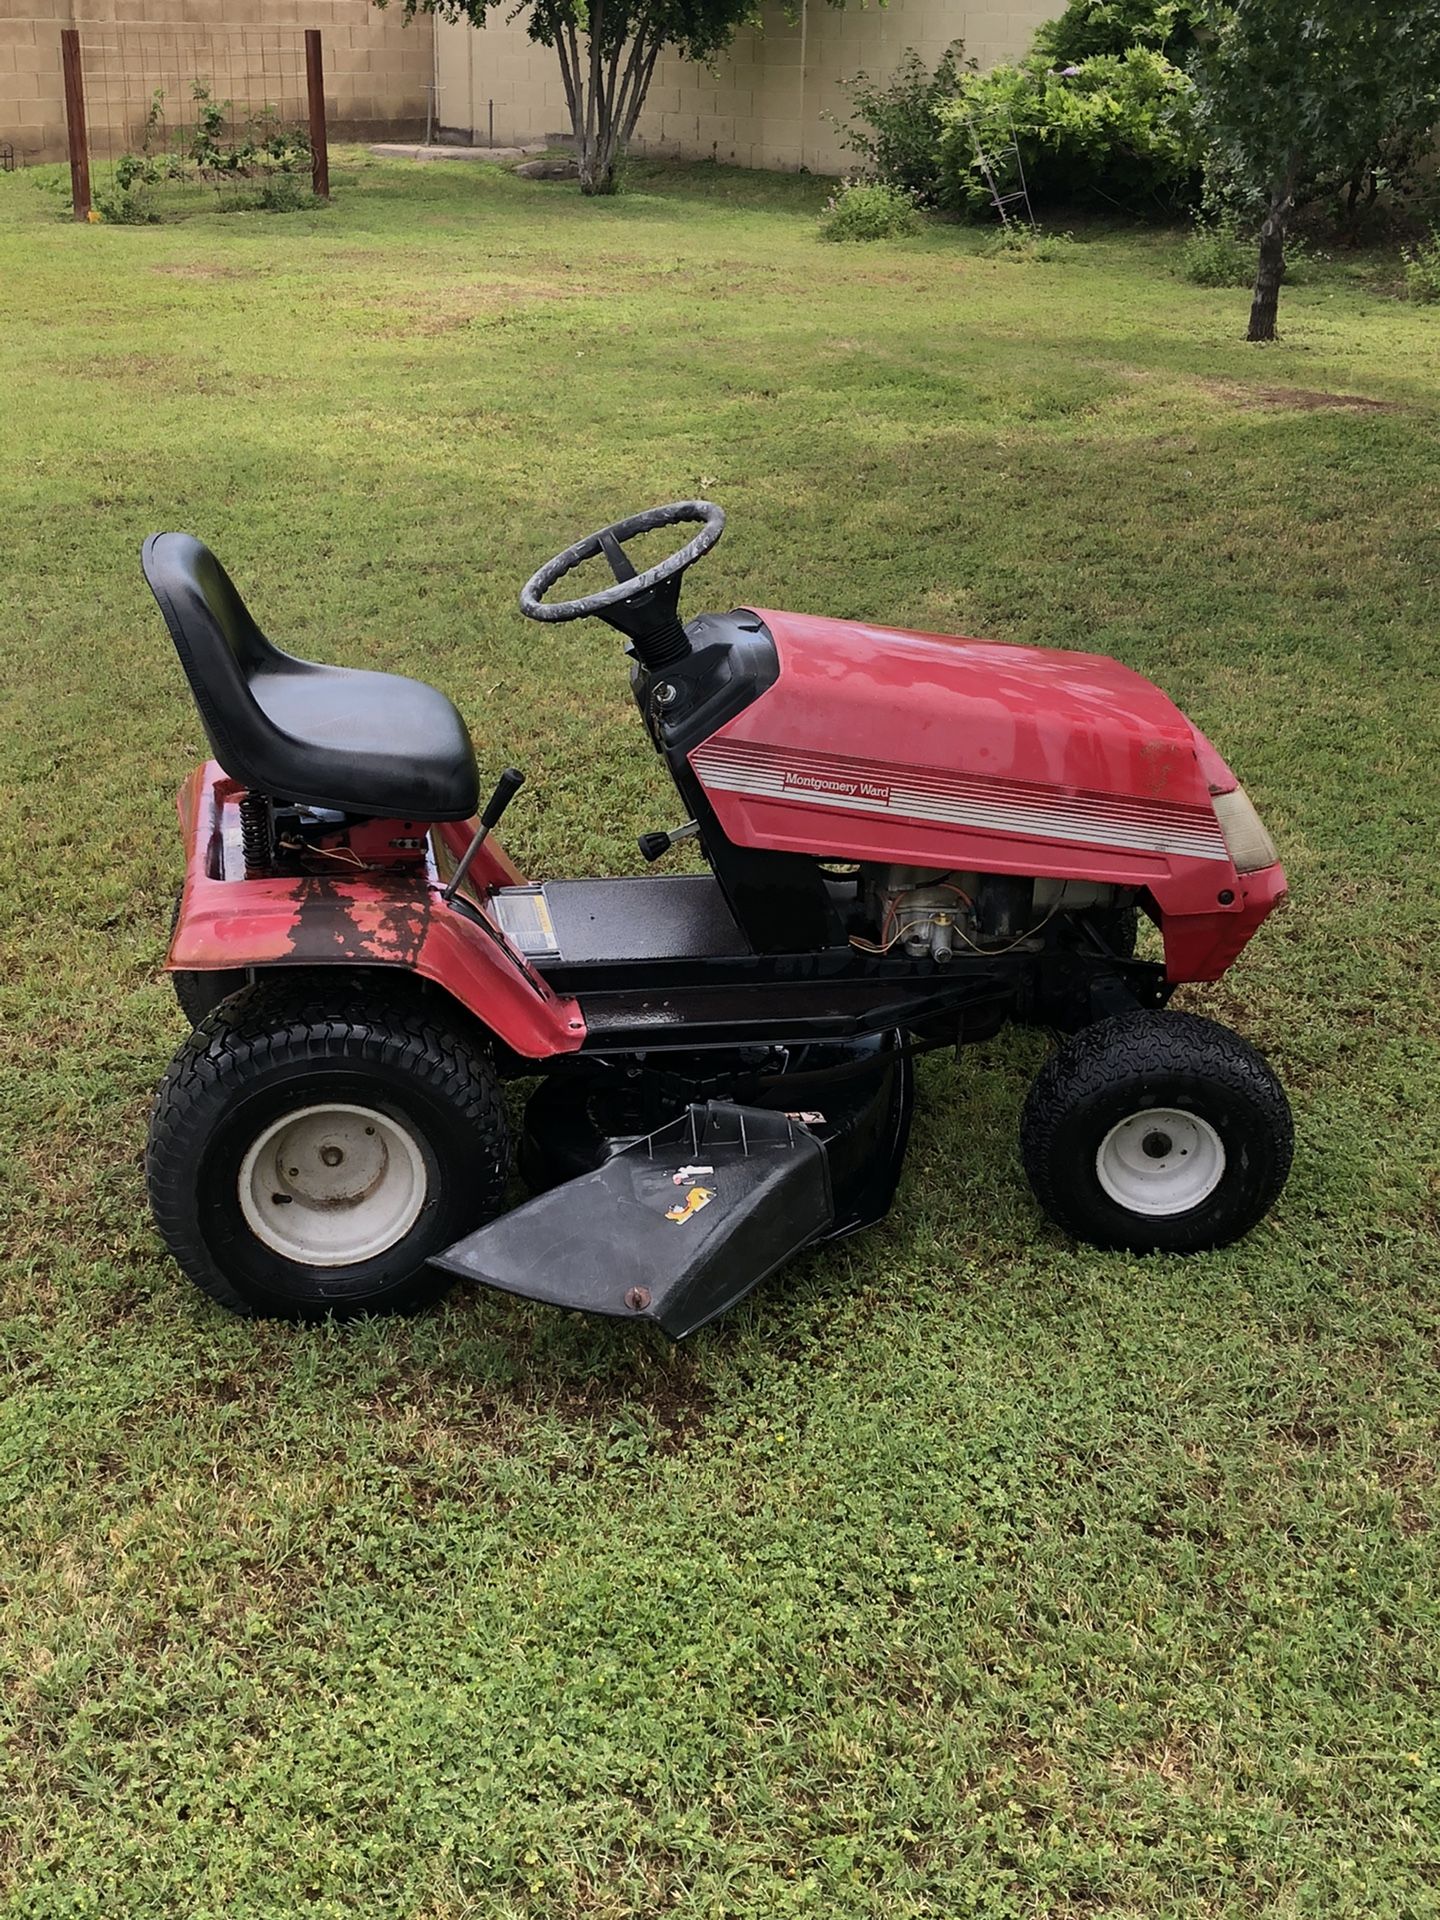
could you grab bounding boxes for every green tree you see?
[1194,0,1440,340]
[1034,0,1200,66]
[380,0,788,194]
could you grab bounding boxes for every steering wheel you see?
[518,500,725,626]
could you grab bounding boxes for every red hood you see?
[686,610,1281,985]
[745,609,1210,808]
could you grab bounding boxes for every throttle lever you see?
[443,767,525,903]
[637,819,698,863]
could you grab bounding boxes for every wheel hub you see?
[1095,1106,1225,1218]
[238,1103,428,1267]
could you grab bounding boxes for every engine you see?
[855,865,1133,962]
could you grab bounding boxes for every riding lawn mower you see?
[143,501,1293,1338]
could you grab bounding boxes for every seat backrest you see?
[141,532,280,782]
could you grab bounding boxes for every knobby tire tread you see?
[147,979,509,1317]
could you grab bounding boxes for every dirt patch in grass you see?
[150,263,265,280]
[62,351,173,382]
[1272,1408,1343,1451]
[1108,1740,1195,1787]
[1376,1447,1435,1535]
[365,278,579,337]
[1103,365,1405,414]
[523,1366,717,1460]
[1199,379,1404,413]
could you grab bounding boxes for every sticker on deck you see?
[665,1186,715,1224]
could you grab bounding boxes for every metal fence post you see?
[305,30,330,201]
[61,28,91,221]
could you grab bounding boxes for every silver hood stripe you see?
[691,743,1230,863]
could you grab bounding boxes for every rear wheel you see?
[172,965,249,1026]
[147,981,510,1318]
[1020,1010,1292,1252]
[168,893,247,1026]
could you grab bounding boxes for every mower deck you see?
[433,1102,835,1338]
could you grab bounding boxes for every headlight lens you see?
[1212,785,1278,873]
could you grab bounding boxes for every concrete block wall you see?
[0,0,433,167]
[434,0,1056,175]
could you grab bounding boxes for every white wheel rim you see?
[238,1103,428,1267]
[1095,1106,1226,1218]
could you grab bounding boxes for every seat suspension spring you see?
[239,790,274,876]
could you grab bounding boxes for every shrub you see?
[100,80,315,223]
[212,172,322,214]
[1403,228,1440,302]
[1034,0,1201,66]
[188,82,311,180]
[983,225,1080,263]
[1280,233,1325,286]
[937,47,1202,219]
[92,187,162,225]
[257,173,321,213]
[818,181,924,242]
[834,42,969,204]
[1179,218,1253,285]
[1177,218,1331,291]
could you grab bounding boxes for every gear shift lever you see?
[442,767,524,903]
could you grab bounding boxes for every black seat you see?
[141,533,480,821]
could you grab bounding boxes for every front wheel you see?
[147,981,510,1319]
[1020,1010,1292,1253]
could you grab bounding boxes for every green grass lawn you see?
[2,151,1438,1919]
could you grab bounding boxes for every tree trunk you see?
[580,107,618,195]
[552,16,660,195]
[1247,186,1292,342]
